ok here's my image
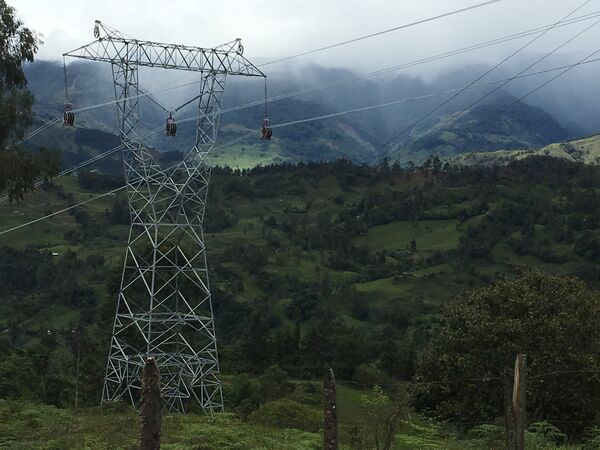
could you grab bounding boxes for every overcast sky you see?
[13,0,600,77]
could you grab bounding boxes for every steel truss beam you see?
[65,21,265,414]
[64,21,265,77]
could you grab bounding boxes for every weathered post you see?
[506,354,526,450]
[139,357,161,450]
[324,368,338,450]
[513,354,526,450]
[73,328,81,410]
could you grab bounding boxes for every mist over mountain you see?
[386,92,572,163]
[22,55,600,168]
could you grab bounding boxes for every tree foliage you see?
[414,271,600,435]
[0,0,38,140]
[0,1,59,200]
[361,385,410,450]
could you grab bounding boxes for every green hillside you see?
[4,157,600,365]
[2,157,600,448]
[388,100,572,164]
[452,133,600,167]
[3,157,600,354]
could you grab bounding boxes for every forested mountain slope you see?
[2,157,600,401]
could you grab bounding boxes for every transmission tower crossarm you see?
[63,21,266,78]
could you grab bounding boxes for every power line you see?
[374,0,595,155]
[407,50,600,168]
[247,58,600,131]
[13,10,600,151]
[493,46,600,118]
[455,15,600,119]
[68,79,203,116]
[11,15,600,200]
[63,10,600,117]
[25,1,504,146]
[0,184,127,236]
[259,0,503,67]
[69,2,503,118]
[0,132,256,236]
[9,78,204,150]
[394,12,600,160]
[4,55,600,205]
[11,116,62,148]
[78,11,600,121]
[196,11,600,117]
[7,7,600,203]
[4,53,600,236]
[0,125,166,204]
[9,1,497,149]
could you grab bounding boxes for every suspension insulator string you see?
[63,55,70,103]
[62,55,76,127]
[264,77,269,120]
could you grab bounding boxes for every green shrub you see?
[583,426,600,449]
[248,398,322,432]
[467,423,504,447]
[526,421,567,449]
[286,382,321,406]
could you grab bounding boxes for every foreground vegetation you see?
[3,398,596,450]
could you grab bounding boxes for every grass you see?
[37,305,81,330]
[266,256,327,284]
[211,141,286,169]
[337,383,369,425]
[0,397,479,450]
[452,134,600,166]
[2,398,584,449]
[0,401,320,450]
[356,220,461,254]
[0,187,79,250]
[355,265,468,308]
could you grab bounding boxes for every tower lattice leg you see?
[102,69,225,414]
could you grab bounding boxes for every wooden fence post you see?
[324,368,338,450]
[139,357,161,450]
[513,354,526,450]
[506,354,526,450]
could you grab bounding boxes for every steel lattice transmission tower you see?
[64,21,265,413]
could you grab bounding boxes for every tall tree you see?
[414,271,600,436]
[0,1,59,200]
[239,314,271,373]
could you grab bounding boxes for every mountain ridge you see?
[21,59,598,168]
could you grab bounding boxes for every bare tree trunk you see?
[139,357,161,450]
[324,368,338,450]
